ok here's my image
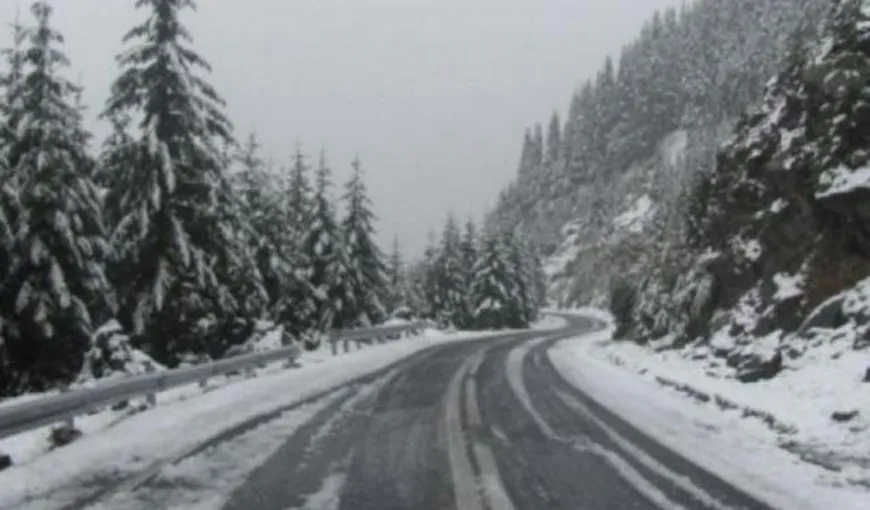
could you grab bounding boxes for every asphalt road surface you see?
[210,316,774,510]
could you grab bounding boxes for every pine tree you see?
[500,230,532,328]
[420,230,440,320]
[0,8,26,255]
[432,214,467,328]
[101,0,243,363]
[0,2,110,393]
[458,218,479,328]
[303,152,355,331]
[0,7,24,114]
[403,259,429,320]
[517,128,534,181]
[341,157,388,327]
[0,10,26,392]
[546,111,562,165]
[469,231,513,330]
[812,0,870,195]
[233,138,319,338]
[385,237,406,316]
[223,134,272,314]
[287,144,313,247]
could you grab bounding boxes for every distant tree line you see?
[395,216,547,331]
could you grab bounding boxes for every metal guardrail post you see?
[329,331,339,356]
[145,363,158,406]
[59,385,75,430]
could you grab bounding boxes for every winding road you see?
[127,315,773,510]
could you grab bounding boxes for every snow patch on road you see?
[85,395,343,510]
[290,470,347,510]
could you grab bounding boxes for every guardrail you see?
[0,321,430,443]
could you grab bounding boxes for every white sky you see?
[1,0,679,256]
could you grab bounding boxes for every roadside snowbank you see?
[549,312,869,510]
[542,306,613,325]
[531,314,568,330]
[0,326,536,510]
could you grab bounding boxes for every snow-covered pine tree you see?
[287,144,314,247]
[500,230,532,328]
[0,2,110,394]
[341,157,388,327]
[384,236,407,316]
[0,7,26,247]
[546,111,562,165]
[0,7,24,112]
[458,218,479,328]
[230,137,315,339]
[419,230,441,320]
[302,152,355,331]
[0,11,26,393]
[101,0,245,364]
[521,237,547,322]
[230,134,280,307]
[433,214,467,328]
[812,0,870,196]
[209,135,268,353]
[278,146,320,336]
[469,231,513,330]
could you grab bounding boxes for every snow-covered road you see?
[4,312,864,509]
[0,327,530,510]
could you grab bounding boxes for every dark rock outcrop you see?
[830,410,859,423]
[798,295,847,335]
[736,349,783,383]
[49,425,83,448]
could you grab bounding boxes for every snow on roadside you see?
[87,370,393,510]
[0,330,293,468]
[0,326,536,510]
[542,306,613,325]
[549,313,870,510]
[88,393,344,510]
[531,314,567,331]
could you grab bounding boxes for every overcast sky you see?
[1,0,678,256]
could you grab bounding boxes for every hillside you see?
[493,0,870,374]
[493,0,827,296]
[491,0,870,487]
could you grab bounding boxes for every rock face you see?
[863,367,870,383]
[592,2,870,382]
[736,350,783,383]
[50,426,83,448]
[830,410,860,423]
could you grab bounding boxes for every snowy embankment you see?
[0,322,562,510]
[549,309,869,510]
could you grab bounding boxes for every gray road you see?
[213,317,774,510]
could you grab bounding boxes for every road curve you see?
[194,317,774,509]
